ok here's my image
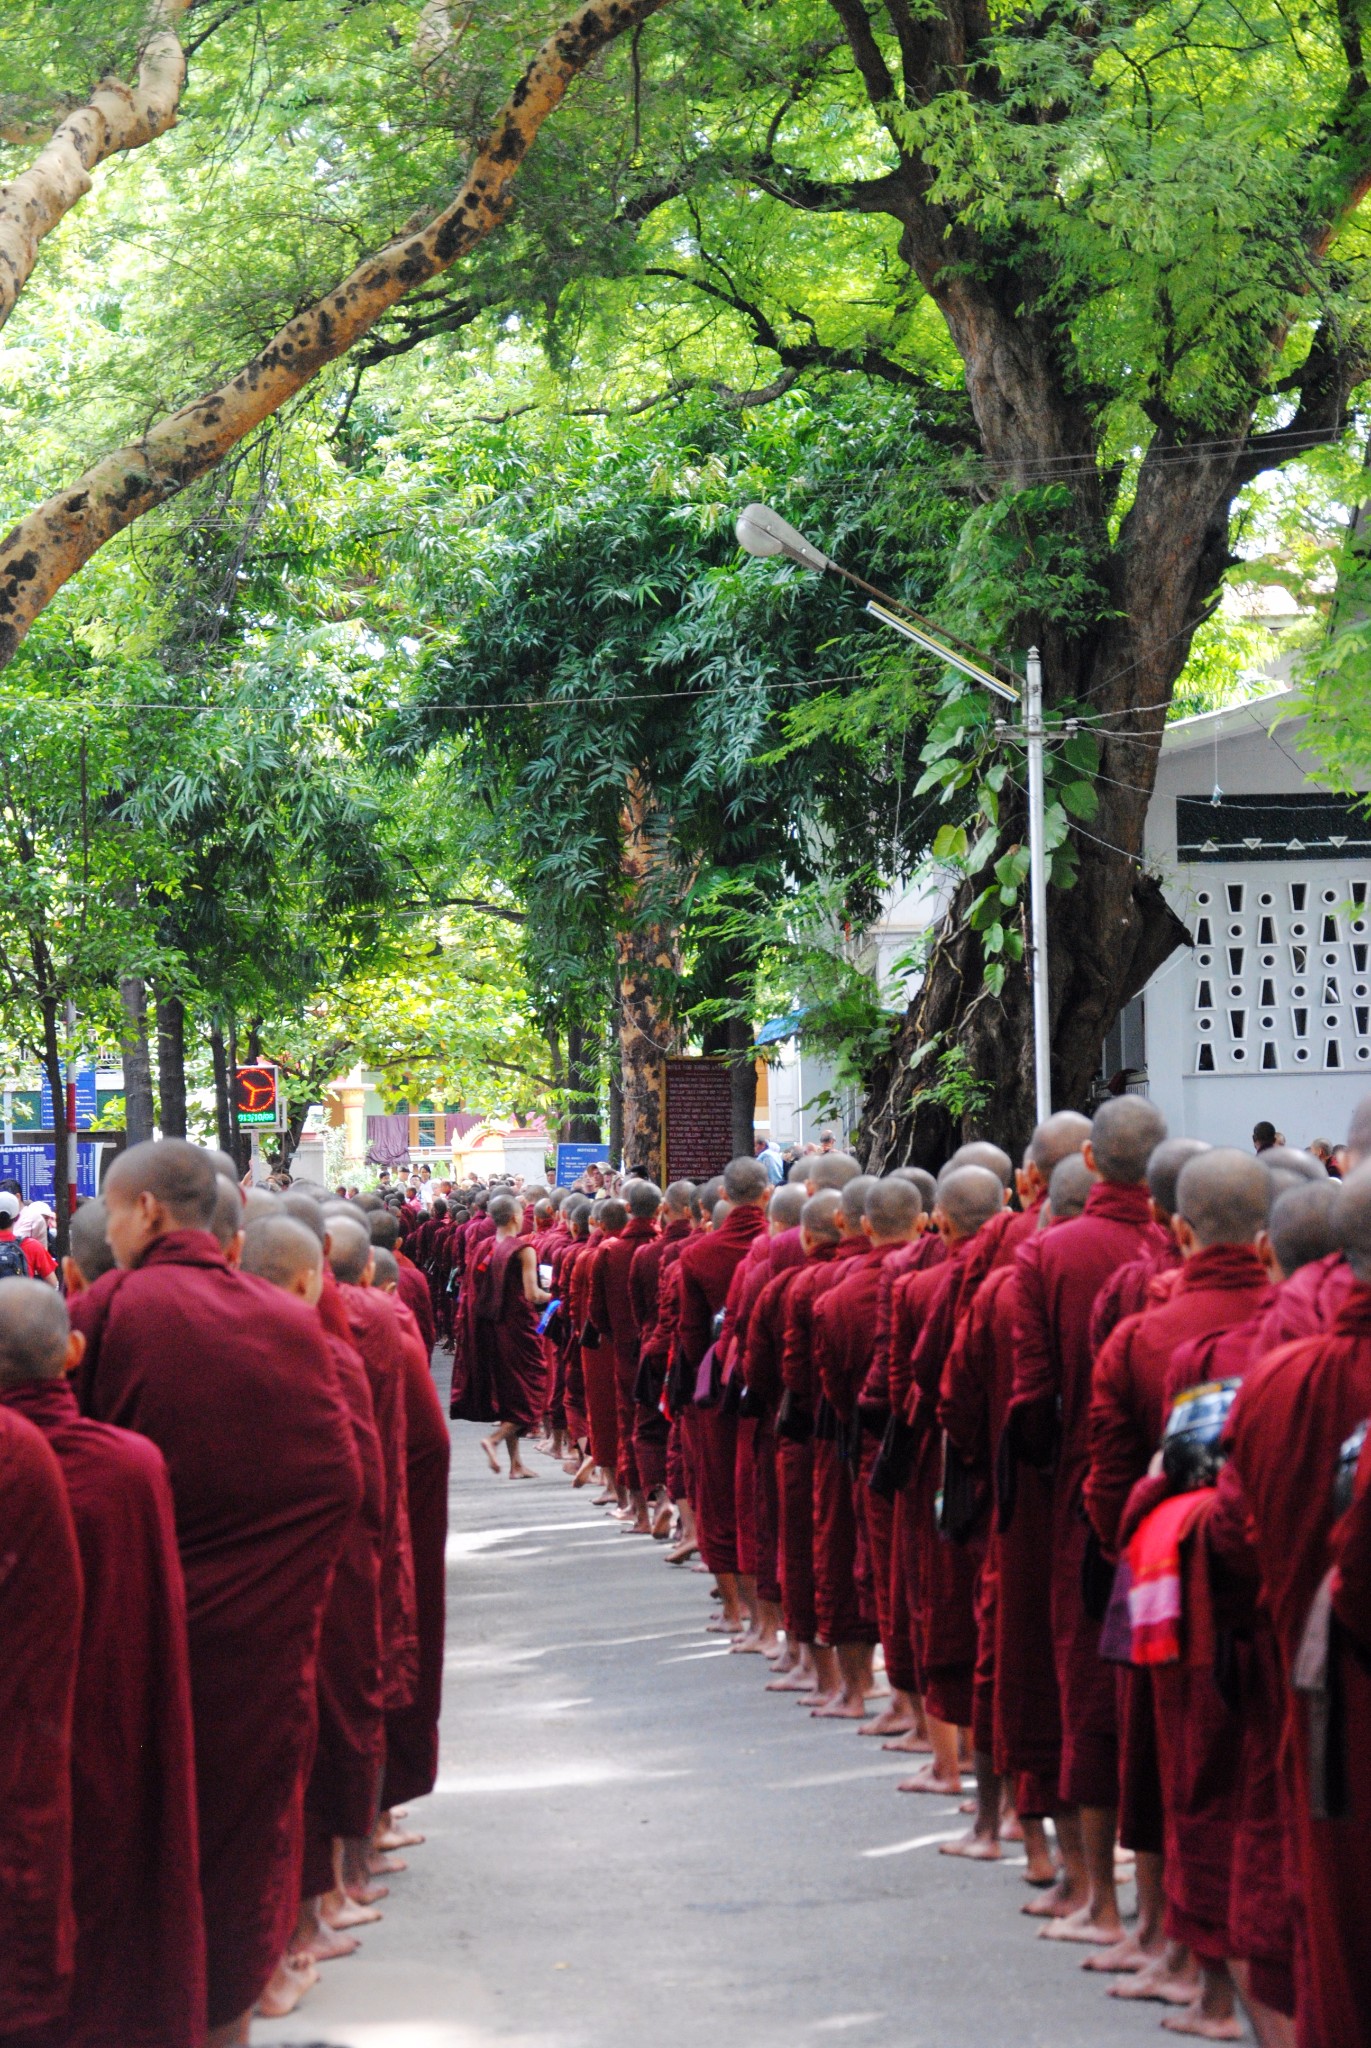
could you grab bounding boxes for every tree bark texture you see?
[0,3,189,335]
[119,976,156,1145]
[615,774,684,1176]
[0,0,674,668]
[155,987,187,1138]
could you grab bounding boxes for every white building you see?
[1122,689,1371,1146]
[759,686,1371,1152]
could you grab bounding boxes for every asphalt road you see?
[254,1410,1168,2048]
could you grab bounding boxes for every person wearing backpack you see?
[0,1190,58,1285]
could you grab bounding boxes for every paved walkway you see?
[254,1417,1156,2048]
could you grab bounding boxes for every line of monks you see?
[427,1104,1371,2048]
[0,1142,450,2046]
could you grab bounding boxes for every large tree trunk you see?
[615,774,684,1176]
[209,1019,233,1159]
[155,987,187,1138]
[727,1018,758,1159]
[119,976,156,1145]
[39,994,70,1264]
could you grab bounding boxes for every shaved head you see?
[1334,1164,1371,1281]
[1146,1139,1210,1218]
[1261,1147,1328,1199]
[806,1154,861,1191]
[723,1157,769,1204]
[768,1184,806,1229]
[665,1181,695,1217]
[0,1280,70,1386]
[944,1142,1013,1190]
[894,1166,938,1212]
[370,1246,399,1290]
[1269,1181,1341,1278]
[280,1192,326,1243]
[1048,1153,1097,1219]
[202,1148,242,1185]
[937,1164,1005,1237]
[68,1198,115,1285]
[865,1176,923,1238]
[488,1193,523,1228]
[1089,1096,1167,1185]
[368,1209,401,1249]
[599,1198,627,1233]
[105,1139,218,1229]
[241,1215,323,1291]
[840,1175,877,1227]
[801,1190,843,1245]
[210,1177,246,1250]
[625,1179,664,1221]
[327,1212,374,1285]
[1176,1149,1271,1247]
[240,1186,276,1226]
[1028,1111,1092,1176]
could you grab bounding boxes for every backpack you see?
[0,1238,29,1282]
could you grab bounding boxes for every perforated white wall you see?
[1189,871,1371,1078]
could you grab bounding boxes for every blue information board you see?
[39,1061,100,1132]
[0,1145,101,1201]
[554,1142,610,1187]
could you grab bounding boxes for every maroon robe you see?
[338,1283,420,1711]
[1223,1289,1371,2046]
[475,1233,545,1434]
[1333,1427,1371,1649]
[1089,1235,1184,1355]
[574,1235,619,1472]
[629,1217,690,1494]
[75,1230,361,2028]
[395,1250,437,1355]
[1009,1181,1166,1805]
[305,1331,385,1856]
[1,1379,204,2048]
[1250,1249,1355,1351]
[383,1299,451,1808]
[677,1206,767,1573]
[0,1406,81,2032]
[592,1214,656,1493]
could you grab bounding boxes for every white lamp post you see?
[736,502,1052,1122]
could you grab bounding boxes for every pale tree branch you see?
[0,0,193,333]
[0,0,676,671]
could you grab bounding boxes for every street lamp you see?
[735,501,1052,1122]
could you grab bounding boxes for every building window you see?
[1227,884,1245,912]
[1323,914,1340,942]
[1259,978,1277,1007]
[1197,1043,1215,1072]
[1292,1008,1309,1038]
[1196,980,1214,1009]
[1326,1041,1343,1069]
[1227,947,1244,975]
[1291,882,1308,910]
[1324,977,1342,1005]
[1195,916,1213,945]
[1229,1010,1247,1040]
[1258,915,1276,944]
[1261,1041,1279,1070]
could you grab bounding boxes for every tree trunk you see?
[119,976,156,1145]
[210,1019,233,1158]
[39,994,70,1265]
[608,1068,624,1168]
[155,988,187,1138]
[727,1017,757,1159]
[615,774,684,1177]
[564,1019,601,1142]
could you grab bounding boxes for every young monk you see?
[677,1159,771,1632]
[575,1199,623,1500]
[0,1401,83,2034]
[1217,1168,1371,2048]
[1090,1138,1210,1353]
[476,1193,551,1479]
[1009,1093,1169,1947]
[0,1279,204,2046]
[727,1180,808,1654]
[75,1140,362,2047]
[630,1181,694,1535]
[238,1213,385,1989]
[592,1179,661,1530]
[1090,1148,1274,2029]
[894,1164,1006,1792]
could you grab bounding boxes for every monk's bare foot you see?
[344,1877,388,1905]
[1000,1812,1025,1842]
[631,1511,651,1533]
[320,1886,383,1928]
[651,1500,673,1539]
[374,1826,424,1852]
[298,1921,360,1961]
[562,1456,582,1475]
[480,1436,500,1475]
[1022,1876,1087,1919]
[255,1956,318,2017]
[510,1462,536,1479]
[572,1457,596,1489]
[1082,1931,1158,1974]
[731,1629,766,1653]
[883,1729,932,1753]
[1111,1953,1202,2005]
[369,1851,406,1874]
[664,1539,697,1565]
[593,1488,618,1506]
[706,1614,743,1634]
[1039,1903,1125,1944]
[897,1765,962,1794]
[939,1829,1002,1861]
[859,1706,914,1737]
[1159,2012,1244,2041]
[766,1665,817,1692]
[1021,1851,1060,1888]
[812,1695,867,1719]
